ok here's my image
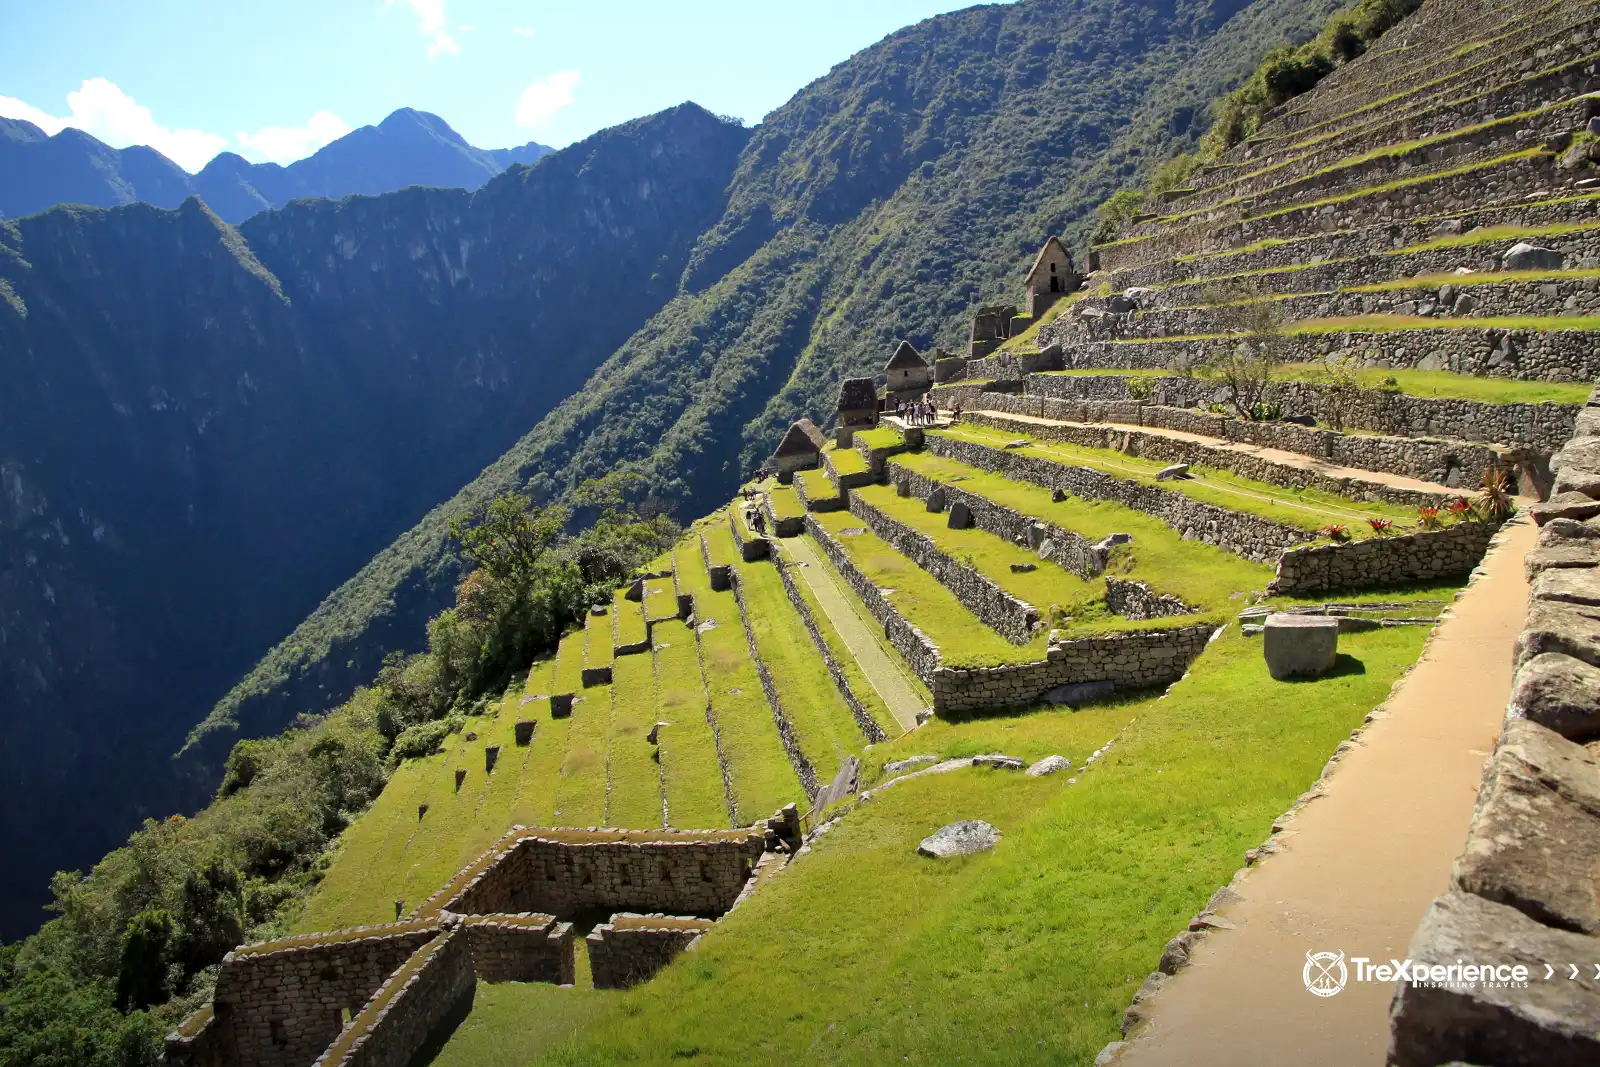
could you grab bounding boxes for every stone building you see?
[884,341,933,395]
[969,304,1016,359]
[836,377,879,442]
[771,418,827,474]
[1024,236,1079,318]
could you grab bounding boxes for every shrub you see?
[1478,469,1514,524]
[1322,524,1351,542]
[1367,517,1395,535]
[1126,376,1155,400]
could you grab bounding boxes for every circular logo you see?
[1304,951,1348,997]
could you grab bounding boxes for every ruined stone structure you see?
[587,915,715,990]
[771,418,827,475]
[968,304,1016,359]
[1024,235,1079,318]
[835,377,878,444]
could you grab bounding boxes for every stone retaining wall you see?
[966,346,1064,381]
[962,409,1455,509]
[1104,577,1196,619]
[315,928,474,1067]
[438,830,766,919]
[846,492,1041,644]
[770,549,888,742]
[804,515,943,684]
[923,432,1311,563]
[587,916,713,990]
[930,625,1216,714]
[728,555,820,798]
[1269,521,1497,596]
[1389,394,1600,1063]
[461,914,575,985]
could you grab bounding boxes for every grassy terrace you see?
[935,423,1419,540]
[582,607,613,673]
[854,426,905,450]
[680,522,804,823]
[735,553,870,784]
[604,650,663,828]
[652,611,730,830]
[550,623,587,694]
[890,452,1272,608]
[767,483,807,521]
[549,653,611,827]
[643,576,679,624]
[451,602,1450,1064]
[796,466,838,504]
[612,587,648,651]
[824,442,869,476]
[810,508,1049,667]
[1395,219,1600,255]
[1035,366,1592,406]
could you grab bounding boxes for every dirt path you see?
[777,535,925,734]
[1113,513,1535,1067]
[971,409,1453,497]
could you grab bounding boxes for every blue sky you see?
[0,0,981,172]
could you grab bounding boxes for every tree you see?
[447,492,568,585]
[1197,281,1283,420]
[113,911,172,1012]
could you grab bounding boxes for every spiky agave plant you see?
[1478,468,1515,524]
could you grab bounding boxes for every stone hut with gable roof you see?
[1025,236,1079,318]
[771,417,827,475]
[835,377,879,445]
[884,340,933,396]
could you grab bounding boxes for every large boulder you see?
[1531,491,1600,526]
[1387,890,1600,1067]
[1263,613,1339,680]
[1452,720,1600,934]
[1026,755,1072,777]
[1508,653,1600,741]
[917,819,1001,859]
[1502,242,1564,271]
[947,500,974,529]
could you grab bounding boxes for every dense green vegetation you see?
[0,490,675,1065]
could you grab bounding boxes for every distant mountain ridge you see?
[0,107,552,222]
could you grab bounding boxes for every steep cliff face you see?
[0,108,555,223]
[0,103,747,937]
[213,0,1341,782]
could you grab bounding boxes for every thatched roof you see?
[1024,236,1072,286]
[837,377,878,411]
[885,340,927,371]
[774,418,826,457]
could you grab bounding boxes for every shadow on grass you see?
[1278,652,1366,681]
[409,983,475,1067]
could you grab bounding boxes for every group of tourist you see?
[897,393,941,426]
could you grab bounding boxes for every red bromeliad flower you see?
[1446,498,1471,514]
[1367,517,1395,534]
[1322,524,1350,542]
[1417,505,1442,530]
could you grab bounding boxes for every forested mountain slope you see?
[0,107,552,223]
[207,0,1342,761]
[0,103,746,937]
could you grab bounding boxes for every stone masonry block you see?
[1262,613,1339,680]
[1509,653,1600,742]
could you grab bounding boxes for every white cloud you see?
[513,25,534,37]
[0,78,227,172]
[235,110,353,165]
[390,0,459,57]
[514,71,579,129]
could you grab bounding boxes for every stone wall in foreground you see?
[587,916,713,990]
[1388,387,1600,1066]
[315,927,474,1067]
[1270,522,1497,596]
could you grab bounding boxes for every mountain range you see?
[0,0,1342,940]
[0,107,551,223]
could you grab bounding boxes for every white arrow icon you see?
[1593,964,1600,980]
[1546,964,1555,979]
[1569,964,1580,980]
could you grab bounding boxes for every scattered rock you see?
[1553,467,1600,499]
[1263,613,1340,680]
[1045,680,1117,706]
[1538,517,1600,543]
[590,603,609,616]
[1518,599,1600,670]
[1120,971,1168,1033]
[925,487,947,513]
[917,819,1001,859]
[1158,931,1200,975]
[972,754,1024,771]
[1010,562,1038,573]
[1051,487,1067,503]
[1093,1042,1127,1066]
[1155,462,1190,480]
[883,754,940,775]
[646,722,667,745]
[1026,755,1072,777]
[1533,567,1600,608]
[696,618,719,633]
[1501,242,1564,271]
[1003,439,1029,449]
[947,500,974,529]
[1281,413,1316,427]
[1531,492,1600,526]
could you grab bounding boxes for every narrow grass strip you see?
[583,608,614,672]
[603,649,664,828]
[613,588,648,650]
[551,624,587,693]
[644,576,680,624]
[768,484,808,521]
[549,678,612,827]
[653,617,732,829]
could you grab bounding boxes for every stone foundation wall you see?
[1268,521,1497,596]
[164,1007,223,1067]
[209,924,440,1067]
[315,928,474,1067]
[965,346,1064,381]
[587,916,712,990]
[1389,395,1600,1064]
[461,914,575,984]
[931,625,1215,713]
[439,831,765,919]
[963,409,1455,508]
[846,492,1040,644]
[1104,577,1196,619]
[923,432,1310,563]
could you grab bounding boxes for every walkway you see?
[970,409,1456,498]
[1114,513,1536,1066]
[776,535,925,734]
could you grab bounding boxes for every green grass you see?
[774,541,909,735]
[1292,312,1600,334]
[508,666,578,829]
[796,467,838,505]
[1349,267,1600,293]
[551,624,587,693]
[811,508,1049,667]
[767,484,807,521]
[937,423,1418,539]
[430,980,619,1067]
[604,650,664,828]
[825,444,869,477]
[681,526,804,823]
[1035,365,1592,406]
[612,588,648,651]
[1389,220,1600,255]
[651,612,730,830]
[643,576,679,624]
[448,612,1446,1066]
[890,452,1273,610]
[854,426,905,450]
[583,608,614,672]
[735,554,872,784]
[550,674,612,827]
[1244,146,1550,223]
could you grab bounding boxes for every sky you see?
[0,0,981,173]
